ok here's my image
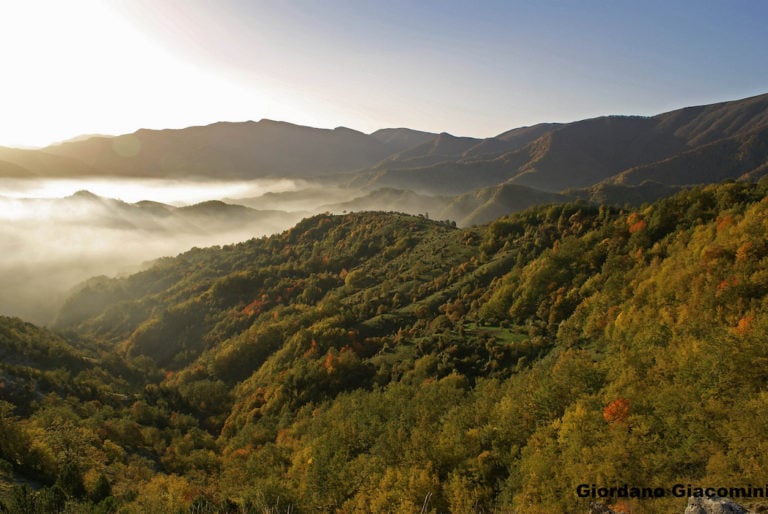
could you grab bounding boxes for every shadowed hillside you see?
[653,91,768,146]
[364,92,768,196]
[43,120,396,179]
[440,183,570,225]
[462,122,563,159]
[0,146,98,177]
[610,123,768,186]
[369,127,438,153]
[371,132,484,171]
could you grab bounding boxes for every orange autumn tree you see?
[603,397,630,424]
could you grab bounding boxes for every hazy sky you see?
[1,0,766,147]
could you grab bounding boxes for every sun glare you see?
[0,1,275,149]
[0,1,135,147]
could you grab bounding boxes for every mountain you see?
[653,91,768,146]
[321,187,449,217]
[439,183,570,226]
[226,185,360,212]
[3,181,767,512]
[1,92,767,216]
[43,120,396,179]
[0,146,98,177]
[322,183,571,226]
[371,123,562,171]
[352,156,516,195]
[369,127,438,153]
[363,115,684,194]
[462,122,563,159]
[363,92,768,196]
[289,184,569,227]
[9,190,301,233]
[0,157,36,177]
[502,115,686,191]
[609,123,768,186]
[373,132,484,170]
[395,132,483,160]
[567,181,684,206]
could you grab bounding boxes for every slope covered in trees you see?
[2,180,768,512]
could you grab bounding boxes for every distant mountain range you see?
[318,185,568,227]
[3,92,768,208]
[358,93,768,195]
[4,189,306,233]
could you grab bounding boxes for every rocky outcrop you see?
[685,496,750,514]
[589,496,753,514]
[588,502,617,513]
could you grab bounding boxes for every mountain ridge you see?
[42,120,394,179]
[365,92,768,194]
[1,92,767,214]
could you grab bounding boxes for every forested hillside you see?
[2,180,768,512]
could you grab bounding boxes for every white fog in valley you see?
[0,178,362,325]
[0,177,304,204]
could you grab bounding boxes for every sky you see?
[1,0,767,148]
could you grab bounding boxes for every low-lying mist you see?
[0,177,304,204]
[0,177,363,325]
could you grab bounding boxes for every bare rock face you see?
[685,496,750,514]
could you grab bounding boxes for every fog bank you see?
[0,177,304,205]
[0,178,326,324]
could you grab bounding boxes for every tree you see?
[603,397,630,425]
[91,472,112,503]
[56,460,86,499]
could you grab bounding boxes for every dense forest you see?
[1,180,768,513]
